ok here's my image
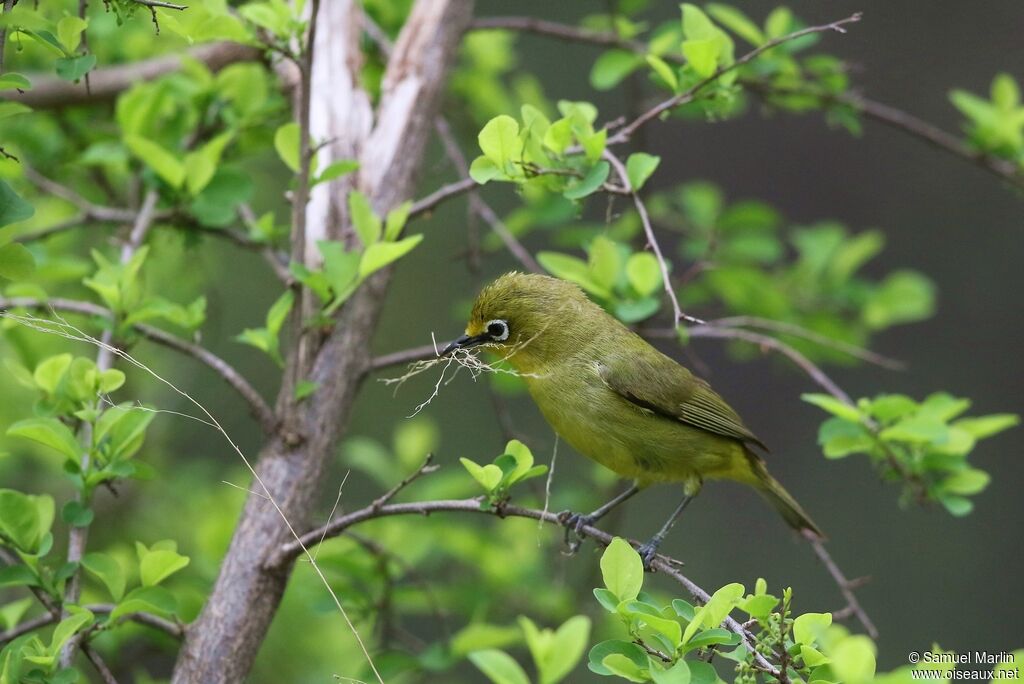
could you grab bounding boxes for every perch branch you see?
[805,531,878,638]
[270,497,780,676]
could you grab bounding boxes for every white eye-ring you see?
[486,319,510,342]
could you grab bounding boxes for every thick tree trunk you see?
[171,2,473,681]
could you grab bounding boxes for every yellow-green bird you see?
[444,272,823,565]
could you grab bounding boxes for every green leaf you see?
[61,501,93,528]
[48,607,93,656]
[682,37,720,77]
[358,234,423,279]
[863,271,935,329]
[0,490,54,554]
[801,394,862,422]
[942,468,990,496]
[682,582,744,645]
[537,251,610,299]
[54,54,96,82]
[600,537,643,602]
[626,152,660,191]
[793,612,832,646]
[0,598,33,631]
[139,548,190,587]
[56,16,88,53]
[478,115,523,172]
[601,653,648,682]
[266,290,294,336]
[0,73,32,91]
[314,159,359,186]
[184,132,234,196]
[818,418,873,459]
[274,122,301,173]
[540,616,590,684]
[588,640,648,677]
[588,236,622,291]
[468,649,531,684]
[590,50,644,91]
[939,493,973,517]
[460,458,503,492]
[348,191,381,246]
[0,243,35,281]
[469,156,501,184]
[0,564,38,589]
[81,552,126,601]
[294,380,319,401]
[706,4,765,45]
[125,135,185,188]
[651,659,691,684]
[879,416,947,444]
[952,414,1019,439]
[109,586,176,621]
[830,635,876,684]
[384,201,412,242]
[646,55,679,91]
[626,252,662,297]
[0,180,35,229]
[563,161,610,200]
[7,418,81,460]
[0,101,31,120]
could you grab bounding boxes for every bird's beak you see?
[441,333,489,355]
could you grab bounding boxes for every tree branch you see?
[0,297,276,433]
[269,496,781,676]
[470,16,647,53]
[2,42,262,109]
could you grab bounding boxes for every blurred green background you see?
[1,1,1021,681]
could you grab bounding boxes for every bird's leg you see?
[637,494,694,570]
[558,484,640,553]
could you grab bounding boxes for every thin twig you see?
[132,0,187,9]
[370,454,439,512]
[470,16,647,53]
[22,167,152,224]
[408,177,478,219]
[82,644,119,684]
[369,344,439,372]
[608,13,863,145]
[745,80,1024,191]
[604,150,702,326]
[804,531,878,638]
[0,297,276,432]
[711,316,905,369]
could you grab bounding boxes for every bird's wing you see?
[597,348,767,450]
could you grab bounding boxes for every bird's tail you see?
[746,456,826,540]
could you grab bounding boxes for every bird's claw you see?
[637,541,660,571]
[557,510,595,554]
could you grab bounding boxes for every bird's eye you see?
[486,319,509,342]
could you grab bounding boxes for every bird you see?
[443,272,823,567]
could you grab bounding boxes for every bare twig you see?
[710,316,905,369]
[370,454,439,511]
[0,297,275,432]
[408,177,478,219]
[604,150,702,326]
[0,0,14,74]
[804,531,878,638]
[471,16,648,53]
[82,645,119,684]
[369,344,439,372]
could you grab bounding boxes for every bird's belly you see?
[526,371,740,485]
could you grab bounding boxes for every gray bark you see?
[170,1,474,681]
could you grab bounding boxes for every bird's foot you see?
[556,510,596,554]
[637,538,663,571]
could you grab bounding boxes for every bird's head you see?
[443,272,593,373]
